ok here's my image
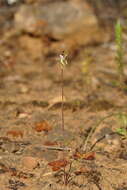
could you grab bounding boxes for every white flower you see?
[59,54,68,68]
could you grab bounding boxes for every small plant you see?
[48,159,74,186]
[59,52,68,133]
[116,127,127,136]
[116,112,127,137]
[115,19,125,89]
[61,161,73,186]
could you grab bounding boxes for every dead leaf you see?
[73,151,82,159]
[52,166,61,171]
[34,120,52,132]
[7,130,23,138]
[82,152,95,160]
[48,159,68,171]
[48,96,66,109]
[44,141,58,146]
[73,151,95,160]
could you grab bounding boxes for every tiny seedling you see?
[115,19,125,89]
[116,112,127,137]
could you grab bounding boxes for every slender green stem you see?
[115,20,124,89]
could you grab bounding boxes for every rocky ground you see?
[1,0,127,190]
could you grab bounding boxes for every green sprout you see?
[116,112,127,137]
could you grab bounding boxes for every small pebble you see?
[22,156,39,170]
